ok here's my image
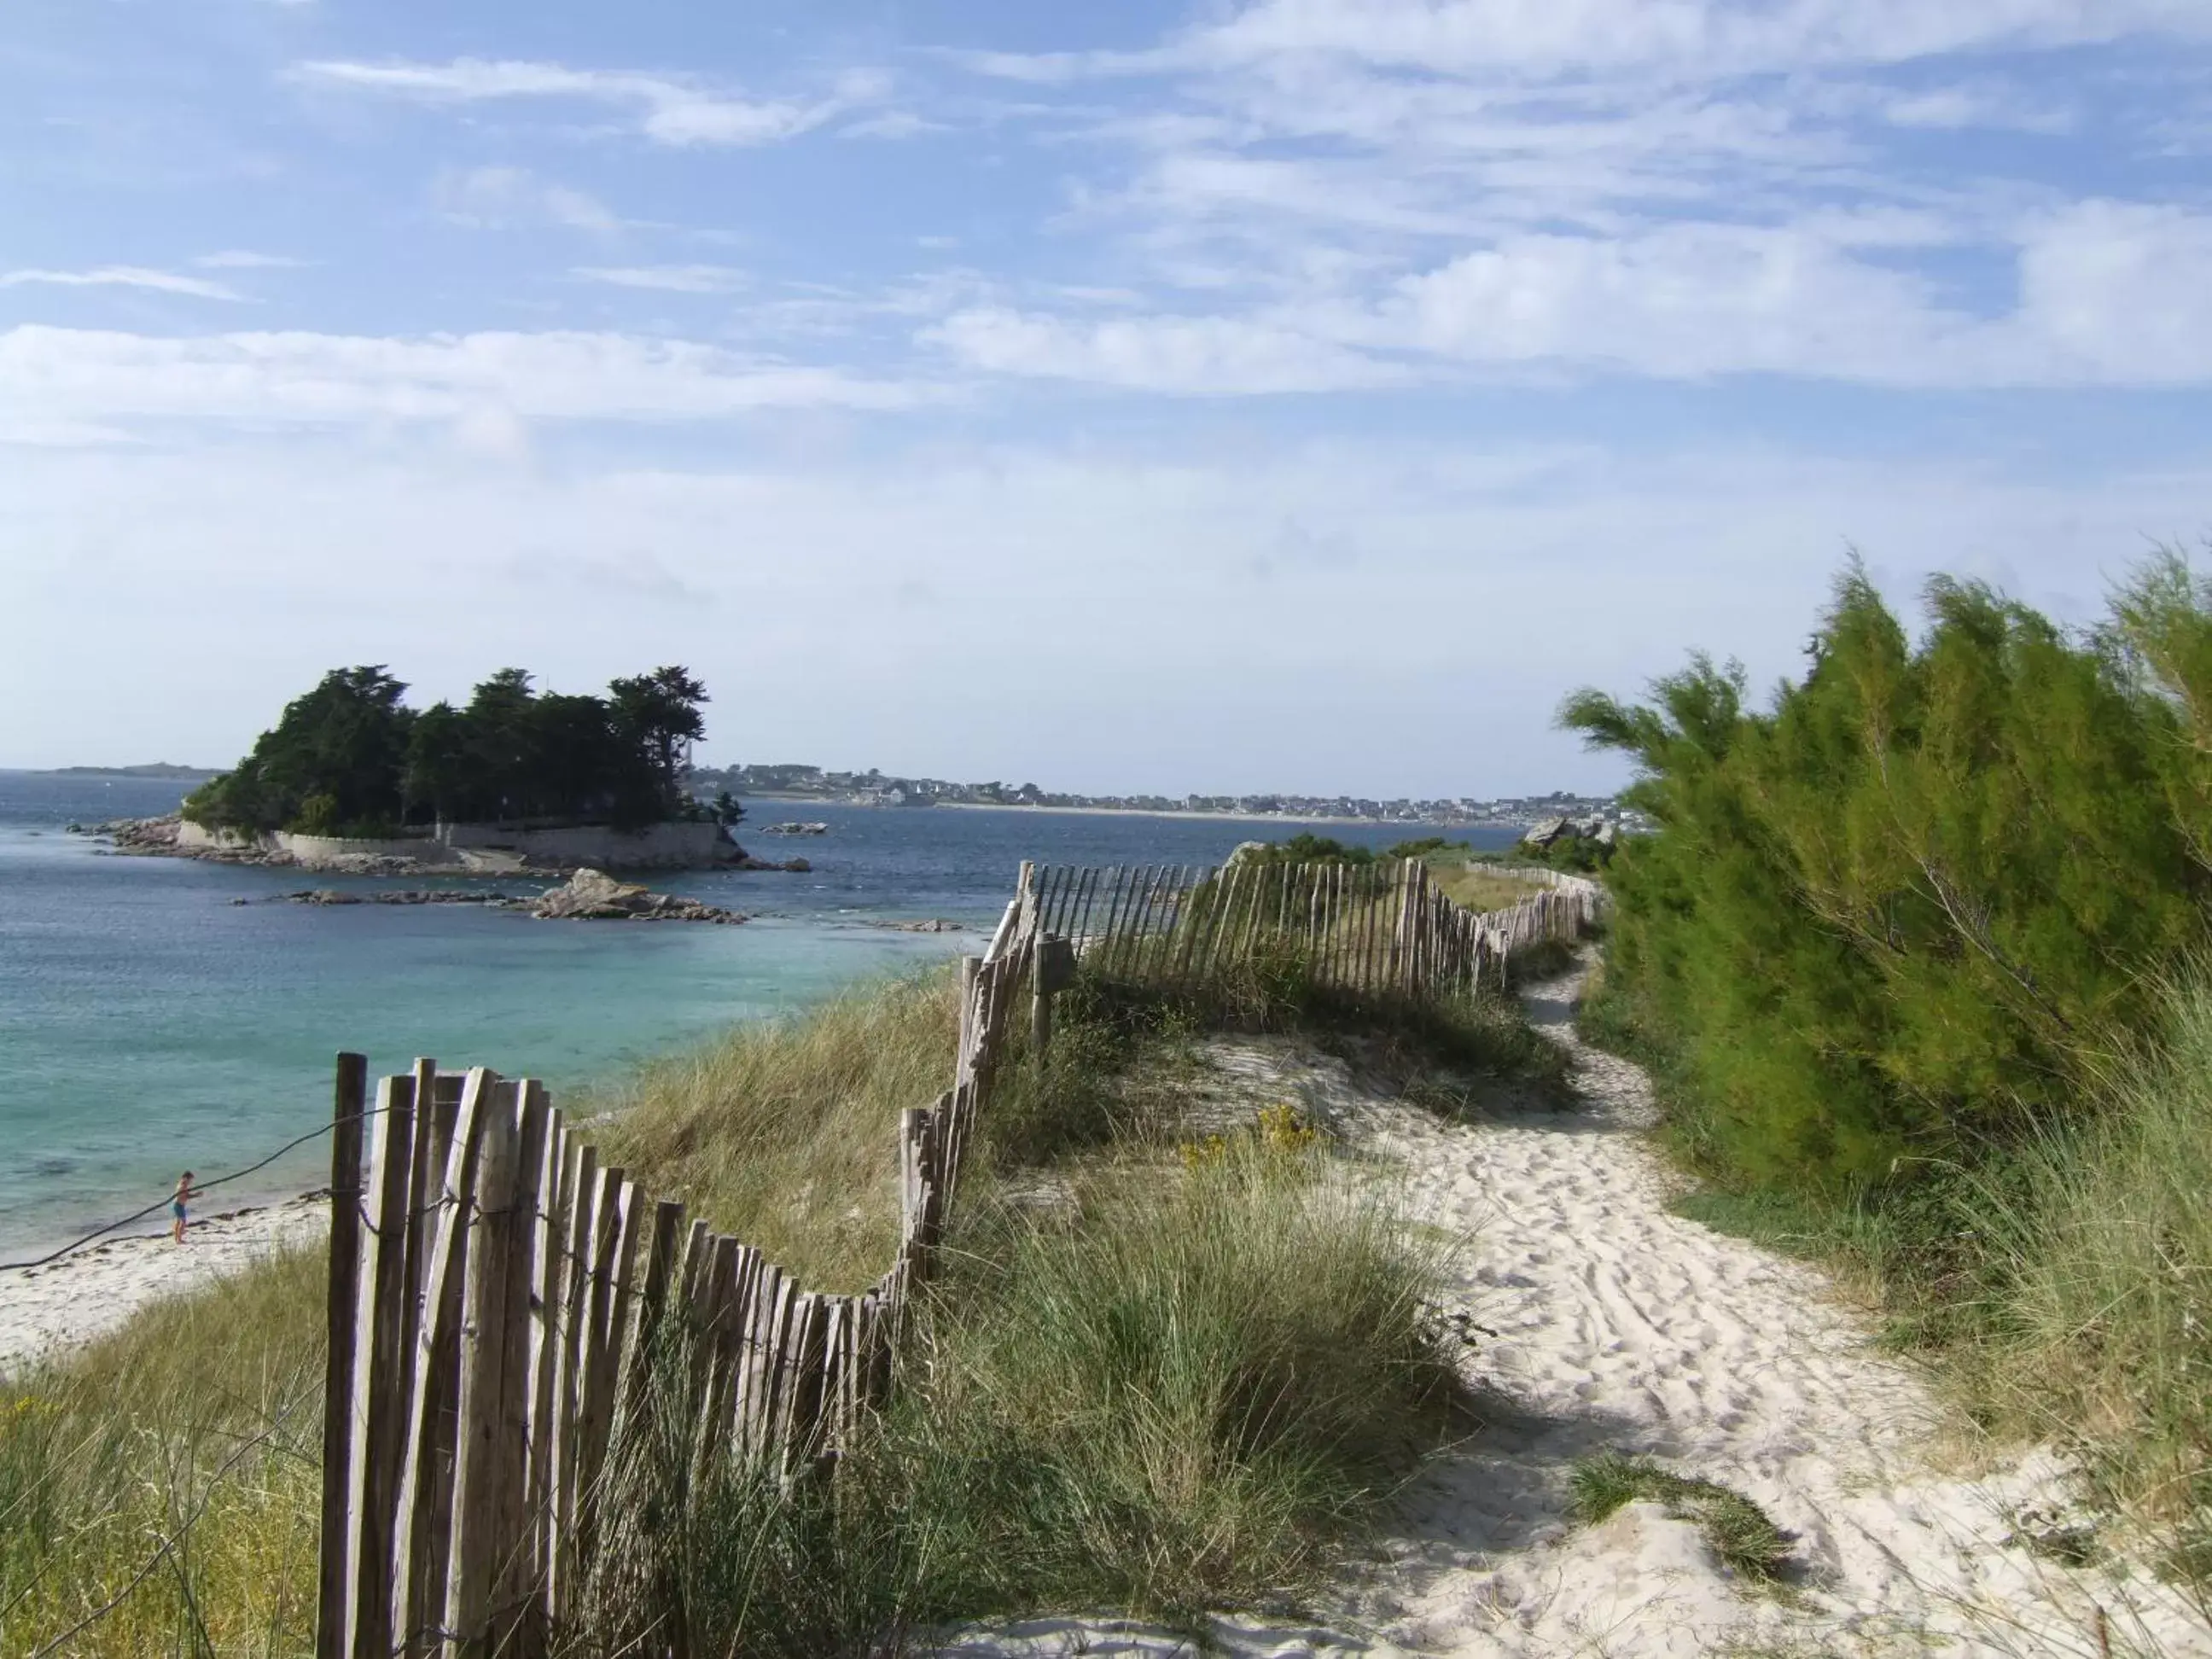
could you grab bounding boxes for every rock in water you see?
[531,868,746,924]
[534,868,643,917]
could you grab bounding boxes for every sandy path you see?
[1329,956,2205,1656]
[955,955,2206,1657]
[0,1195,328,1378]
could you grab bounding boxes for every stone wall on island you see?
[172,818,734,871]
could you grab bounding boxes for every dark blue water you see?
[0,772,1513,1250]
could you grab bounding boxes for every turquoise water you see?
[0,773,1516,1253]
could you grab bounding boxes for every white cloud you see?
[432,166,620,233]
[0,266,244,301]
[913,1,2212,395]
[927,304,1409,393]
[194,250,309,270]
[572,265,747,294]
[2014,200,2212,382]
[838,110,946,141]
[1187,0,2212,79]
[296,56,881,148]
[0,326,928,431]
[928,204,2212,391]
[1375,222,1964,381]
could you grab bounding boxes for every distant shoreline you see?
[23,765,216,781]
[927,800,1514,830]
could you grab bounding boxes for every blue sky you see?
[3,0,2209,795]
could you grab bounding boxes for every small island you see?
[109,665,803,876]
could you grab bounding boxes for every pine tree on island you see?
[183,665,714,838]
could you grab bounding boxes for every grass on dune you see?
[1969,967,2212,1590]
[570,1130,1463,1656]
[1569,1451,1794,1585]
[1429,862,1553,917]
[0,1246,327,1659]
[1090,935,1574,1109]
[579,967,960,1293]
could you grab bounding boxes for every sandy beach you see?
[0,1193,329,1378]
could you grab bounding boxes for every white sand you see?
[952,954,2209,1657]
[0,1194,328,1378]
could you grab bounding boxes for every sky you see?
[3,1,2209,797]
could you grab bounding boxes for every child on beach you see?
[172,1171,199,1243]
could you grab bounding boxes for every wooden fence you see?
[316,857,1598,1656]
[315,918,1041,1658]
[1027,857,1599,998]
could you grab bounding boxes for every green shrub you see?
[1528,831,1611,872]
[1382,836,1462,860]
[1234,834,1376,865]
[1563,554,2212,1190]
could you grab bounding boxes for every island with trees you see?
[107,665,799,874]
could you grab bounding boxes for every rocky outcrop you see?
[94,815,294,866]
[763,822,830,835]
[529,869,746,924]
[1521,815,1615,851]
[865,917,966,933]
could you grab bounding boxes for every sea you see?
[0,771,1518,1254]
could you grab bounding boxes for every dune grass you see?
[570,1131,1460,1656]
[579,967,961,1293]
[1966,968,2212,1591]
[1429,862,1551,917]
[1093,934,1573,1107]
[0,1245,327,1658]
[1569,1451,1793,1585]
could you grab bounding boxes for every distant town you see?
[686,763,1643,832]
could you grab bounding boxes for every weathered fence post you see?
[1032,933,1076,1055]
[317,1054,369,1659]
[445,1082,523,1658]
[346,1073,418,1659]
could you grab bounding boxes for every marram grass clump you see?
[582,966,960,1292]
[0,1245,328,1659]
[571,1131,1463,1655]
[1970,963,2212,1585]
[1569,1451,1794,1585]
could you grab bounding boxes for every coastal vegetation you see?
[1429,859,1552,916]
[0,1247,324,1657]
[182,663,713,837]
[1569,550,2212,1588]
[2,926,1563,1654]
